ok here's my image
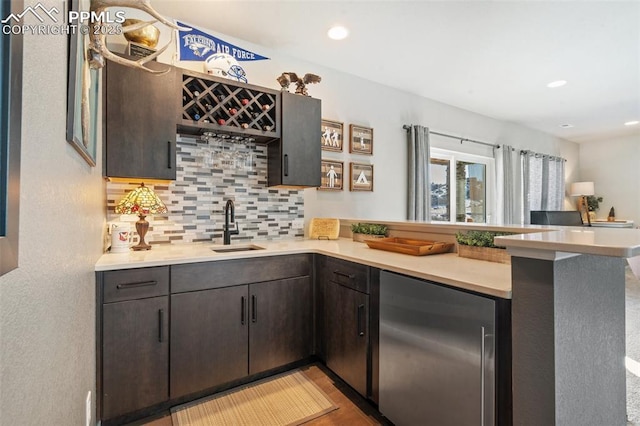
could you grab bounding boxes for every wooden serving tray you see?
[365,237,454,256]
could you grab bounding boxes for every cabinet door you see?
[102,296,168,420]
[104,60,177,180]
[324,280,369,396]
[268,92,321,187]
[170,285,249,399]
[249,276,313,375]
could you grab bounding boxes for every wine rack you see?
[177,70,280,143]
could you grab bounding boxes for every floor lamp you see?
[570,181,595,226]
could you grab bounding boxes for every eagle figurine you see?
[276,72,321,96]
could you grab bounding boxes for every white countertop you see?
[95,221,640,299]
[495,227,640,258]
[95,238,512,299]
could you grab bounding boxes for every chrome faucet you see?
[223,199,239,245]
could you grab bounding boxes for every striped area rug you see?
[171,370,338,425]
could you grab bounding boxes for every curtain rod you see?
[403,125,499,149]
[520,149,567,162]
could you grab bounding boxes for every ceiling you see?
[155,0,640,143]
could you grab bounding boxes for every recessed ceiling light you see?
[624,120,639,126]
[547,80,567,88]
[328,25,349,40]
[559,123,574,128]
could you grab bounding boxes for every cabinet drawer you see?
[324,256,370,294]
[171,254,311,293]
[102,266,169,303]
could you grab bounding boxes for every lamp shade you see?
[115,183,168,216]
[569,181,595,197]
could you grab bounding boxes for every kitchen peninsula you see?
[495,227,640,426]
[95,221,640,425]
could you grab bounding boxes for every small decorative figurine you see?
[276,72,322,96]
[608,206,616,221]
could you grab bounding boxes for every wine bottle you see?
[245,102,259,118]
[185,80,198,94]
[214,113,226,126]
[186,81,201,98]
[188,106,202,121]
[238,112,252,129]
[257,118,272,131]
[213,88,226,102]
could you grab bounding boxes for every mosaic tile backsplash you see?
[106,135,304,248]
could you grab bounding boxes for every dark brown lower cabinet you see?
[102,296,169,420]
[170,285,249,399]
[170,276,313,399]
[249,276,313,374]
[324,279,370,396]
[97,254,384,424]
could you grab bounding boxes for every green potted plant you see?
[455,230,513,264]
[586,195,603,221]
[351,223,388,242]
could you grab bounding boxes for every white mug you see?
[110,222,133,253]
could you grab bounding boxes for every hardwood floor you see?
[302,364,385,425]
[138,363,388,426]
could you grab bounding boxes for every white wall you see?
[114,17,580,224]
[0,1,104,424]
[579,133,640,225]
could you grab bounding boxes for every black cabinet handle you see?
[241,296,246,325]
[334,270,355,280]
[357,304,365,337]
[158,309,164,342]
[167,141,172,169]
[251,295,257,323]
[284,154,289,177]
[116,280,157,290]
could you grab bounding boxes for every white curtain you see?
[407,125,431,221]
[522,151,566,224]
[494,144,522,224]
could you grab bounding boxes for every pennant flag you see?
[177,21,269,62]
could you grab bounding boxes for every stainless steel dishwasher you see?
[379,271,496,426]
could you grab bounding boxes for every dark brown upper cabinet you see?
[103,60,178,180]
[267,92,321,188]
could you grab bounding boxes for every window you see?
[430,148,495,223]
[0,0,23,276]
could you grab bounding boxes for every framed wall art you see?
[66,0,98,167]
[349,124,373,155]
[319,159,344,191]
[350,162,373,192]
[321,119,343,152]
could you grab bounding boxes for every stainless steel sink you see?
[211,244,265,253]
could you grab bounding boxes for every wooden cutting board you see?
[309,218,340,240]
